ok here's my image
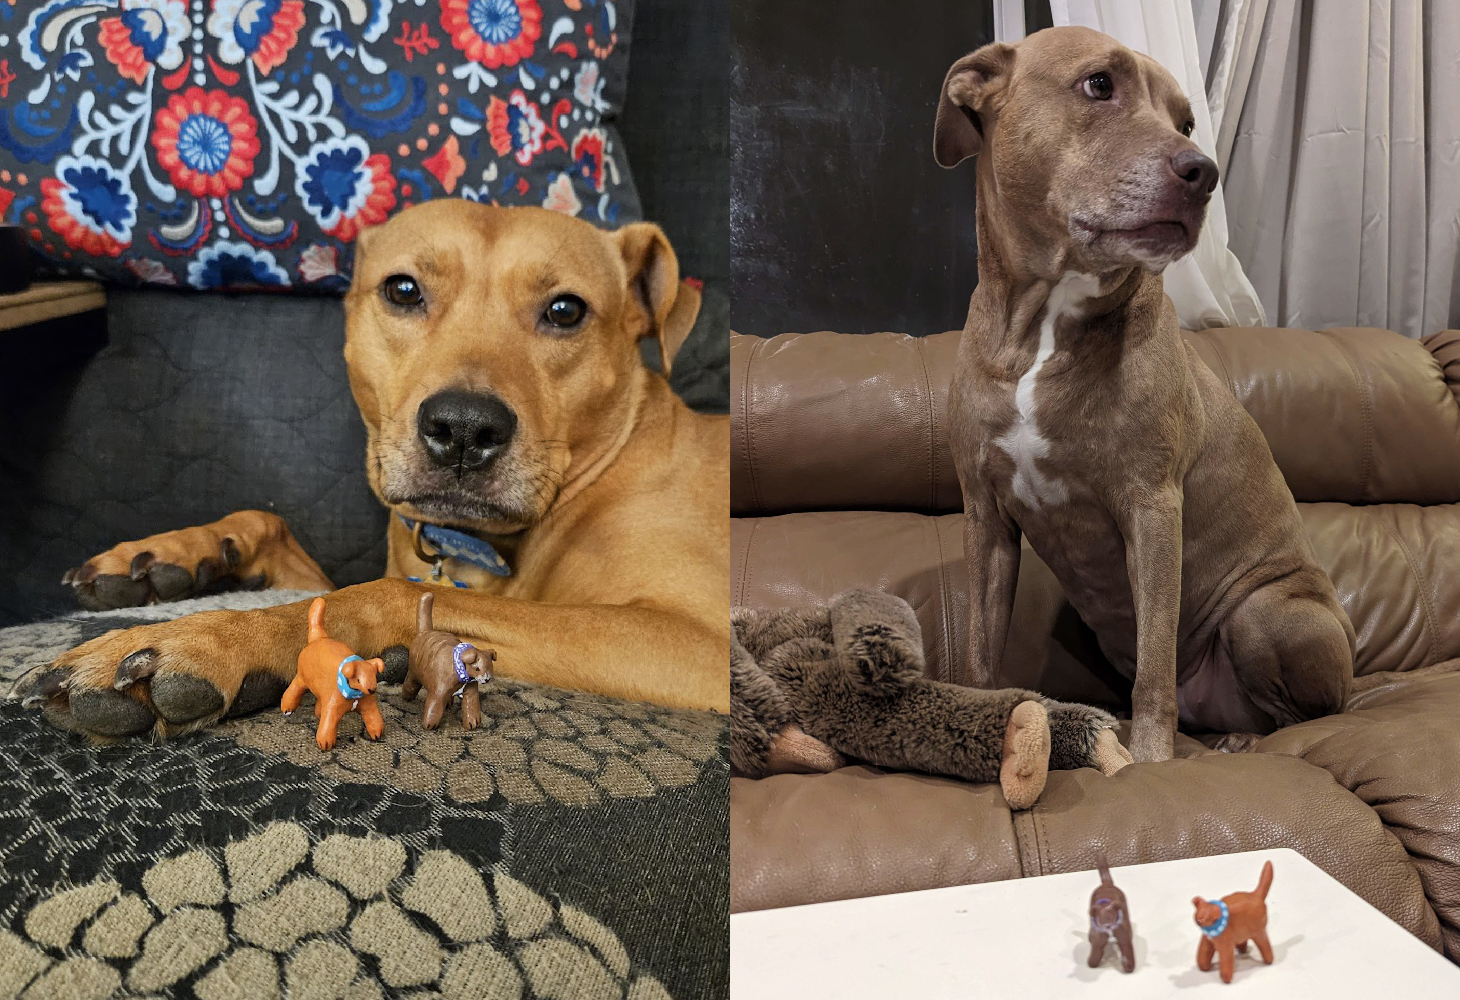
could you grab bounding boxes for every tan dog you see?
[935,27,1352,762]
[24,202,728,739]
[1193,860,1274,983]
[281,597,385,751]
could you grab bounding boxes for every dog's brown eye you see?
[382,274,423,307]
[1181,120,1195,137]
[1083,73,1114,100]
[544,294,587,328]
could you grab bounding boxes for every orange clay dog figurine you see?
[281,597,386,751]
[1193,860,1275,983]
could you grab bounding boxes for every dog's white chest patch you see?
[995,271,1100,508]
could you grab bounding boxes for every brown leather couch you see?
[730,326,1460,961]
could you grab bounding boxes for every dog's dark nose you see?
[417,390,517,470]
[1170,149,1219,197]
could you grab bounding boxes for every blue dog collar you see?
[336,655,367,702]
[452,643,475,685]
[398,516,511,577]
[1200,900,1230,938]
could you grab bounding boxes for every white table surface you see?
[730,848,1460,998]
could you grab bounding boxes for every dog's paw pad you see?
[228,672,289,718]
[150,674,225,724]
[69,688,155,737]
[79,574,152,611]
[145,562,194,602]
[380,645,410,685]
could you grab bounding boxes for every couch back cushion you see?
[731,327,1460,514]
[0,0,639,290]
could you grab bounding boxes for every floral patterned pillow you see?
[0,0,639,291]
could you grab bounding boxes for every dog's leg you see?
[1087,929,1109,967]
[1252,929,1273,965]
[1115,925,1135,973]
[1222,580,1351,729]
[315,701,345,751]
[1122,489,1183,763]
[279,675,306,715]
[459,685,482,731]
[1196,935,1215,972]
[1218,941,1235,983]
[358,695,385,740]
[401,675,422,701]
[961,493,1022,687]
[62,511,333,610]
[21,578,726,740]
[421,691,447,731]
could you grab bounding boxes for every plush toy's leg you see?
[765,725,846,775]
[1092,728,1134,776]
[1000,700,1050,810]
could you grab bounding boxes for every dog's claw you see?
[114,648,160,689]
[18,668,69,707]
[128,551,156,581]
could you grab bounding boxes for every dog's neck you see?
[971,192,1150,357]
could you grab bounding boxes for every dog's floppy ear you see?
[614,222,697,377]
[935,42,1016,168]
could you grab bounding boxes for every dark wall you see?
[731,0,994,337]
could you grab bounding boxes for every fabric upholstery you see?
[0,0,640,289]
[0,591,728,999]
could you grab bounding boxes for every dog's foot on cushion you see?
[63,512,332,610]
[13,607,303,740]
[1213,731,1262,754]
[1092,728,1134,775]
[1000,700,1051,810]
[764,725,846,775]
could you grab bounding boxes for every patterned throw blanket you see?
[0,593,728,1000]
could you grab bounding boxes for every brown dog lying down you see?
[1193,860,1274,983]
[19,202,728,738]
[731,589,1131,810]
[935,27,1353,762]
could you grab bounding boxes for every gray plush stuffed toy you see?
[731,589,1132,809]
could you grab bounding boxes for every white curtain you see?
[1210,0,1460,339]
[1045,0,1268,330]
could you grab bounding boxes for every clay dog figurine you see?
[1088,857,1135,973]
[404,592,495,730]
[281,597,386,750]
[1193,860,1275,983]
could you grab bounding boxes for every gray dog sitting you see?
[731,589,1132,809]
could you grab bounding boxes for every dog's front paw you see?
[1127,721,1175,764]
[63,530,269,611]
[12,609,297,740]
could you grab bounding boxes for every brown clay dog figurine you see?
[404,592,495,730]
[1193,860,1275,983]
[281,597,385,750]
[1088,857,1135,973]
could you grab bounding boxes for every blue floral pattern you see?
[0,0,638,291]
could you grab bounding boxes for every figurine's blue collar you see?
[1090,908,1123,935]
[336,655,367,702]
[398,516,511,577]
[452,643,476,686]
[1200,900,1230,939]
